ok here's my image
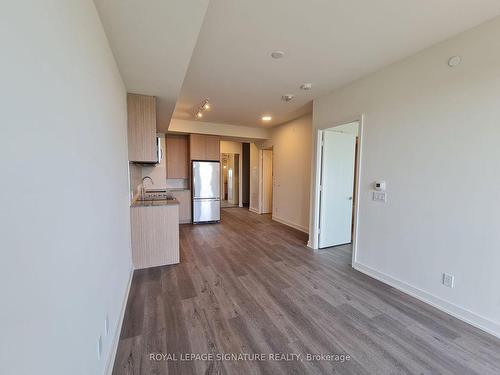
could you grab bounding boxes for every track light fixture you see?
[194,98,211,119]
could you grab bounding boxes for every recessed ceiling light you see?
[300,83,312,90]
[448,56,462,67]
[281,94,295,102]
[271,51,285,59]
[262,115,272,121]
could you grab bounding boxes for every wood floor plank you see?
[112,208,500,375]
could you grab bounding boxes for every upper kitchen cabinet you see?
[189,134,205,160]
[166,135,189,179]
[205,135,220,160]
[189,134,220,161]
[127,93,157,163]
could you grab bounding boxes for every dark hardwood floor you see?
[112,208,500,375]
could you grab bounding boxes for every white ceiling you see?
[173,0,500,127]
[93,0,209,132]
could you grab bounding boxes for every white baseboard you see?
[105,266,134,375]
[353,261,500,339]
[249,207,260,214]
[272,215,309,234]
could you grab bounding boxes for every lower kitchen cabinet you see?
[171,190,191,224]
[130,203,179,269]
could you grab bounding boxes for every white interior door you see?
[261,150,273,214]
[319,130,356,248]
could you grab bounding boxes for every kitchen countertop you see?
[131,198,179,207]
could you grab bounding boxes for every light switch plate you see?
[97,335,102,360]
[104,315,109,337]
[443,273,455,288]
[373,191,387,202]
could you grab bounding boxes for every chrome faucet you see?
[141,176,154,200]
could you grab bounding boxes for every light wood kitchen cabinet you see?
[166,135,189,179]
[131,203,179,269]
[171,190,192,224]
[189,134,206,160]
[127,93,157,163]
[205,135,221,160]
[189,134,220,161]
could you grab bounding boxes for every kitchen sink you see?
[140,190,174,201]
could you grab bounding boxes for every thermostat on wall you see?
[374,181,386,191]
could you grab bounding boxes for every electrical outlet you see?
[104,315,109,337]
[97,335,102,360]
[443,273,455,288]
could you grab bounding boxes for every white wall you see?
[0,2,132,374]
[221,140,243,154]
[312,17,500,337]
[266,114,312,232]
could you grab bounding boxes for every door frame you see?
[308,115,364,265]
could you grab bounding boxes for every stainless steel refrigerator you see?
[192,161,220,223]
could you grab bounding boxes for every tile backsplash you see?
[166,178,189,190]
[129,163,143,200]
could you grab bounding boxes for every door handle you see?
[348,197,353,200]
